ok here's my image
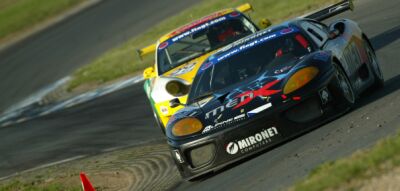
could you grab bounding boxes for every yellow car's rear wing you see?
[236,3,253,13]
[137,43,156,60]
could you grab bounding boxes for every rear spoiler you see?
[303,0,354,21]
[236,3,253,13]
[137,43,156,60]
[136,3,253,60]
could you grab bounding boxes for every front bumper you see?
[168,65,347,180]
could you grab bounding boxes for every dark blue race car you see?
[165,0,384,180]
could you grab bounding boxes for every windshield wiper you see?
[191,91,214,103]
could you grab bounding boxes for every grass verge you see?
[67,0,339,91]
[0,0,85,42]
[0,181,80,191]
[290,130,400,191]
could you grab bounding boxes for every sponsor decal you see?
[158,41,168,50]
[160,106,169,115]
[202,114,246,134]
[208,27,300,65]
[247,103,272,118]
[229,11,240,17]
[200,61,214,71]
[274,65,292,74]
[226,127,279,155]
[170,62,196,77]
[205,80,281,119]
[171,16,227,42]
[226,142,239,155]
[169,11,227,37]
[216,33,277,62]
[280,27,294,34]
[232,79,281,109]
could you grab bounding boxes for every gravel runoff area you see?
[0,140,182,191]
[3,139,400,191]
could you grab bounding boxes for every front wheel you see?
[330,63,356,108]
[363,37,384,88]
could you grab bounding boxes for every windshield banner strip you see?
[202,27,300,71]
[158,12,243,50]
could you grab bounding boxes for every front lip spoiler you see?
[174,107,348,181]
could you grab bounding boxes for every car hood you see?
[167,51,333,139]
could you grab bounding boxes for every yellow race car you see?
[138,3,270,133]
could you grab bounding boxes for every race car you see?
[165,0,384,180]
[138,4,270,133]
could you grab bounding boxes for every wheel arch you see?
[362,33,375,51]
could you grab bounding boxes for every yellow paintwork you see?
[143,4,254,128]
[137,43,156,60]
[236,3,252,13]
[154,51,217,126]
[143,66,156,79]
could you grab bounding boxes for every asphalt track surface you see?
[0,0,399,190]
[0,0,199,112]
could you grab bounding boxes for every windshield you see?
[189,30,312,102]
[157,14,257,75]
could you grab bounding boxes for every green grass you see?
[0,180,81,191]
[67,0,339,91]
[0,0,84,40]
[291,130,400,191]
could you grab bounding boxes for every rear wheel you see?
[363,36,384,88]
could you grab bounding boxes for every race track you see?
[0,0,199,112]
[1,0,400,190]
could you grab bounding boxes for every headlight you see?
[172,118,203,137]
[283,67,319,94]
[166,80,189,97]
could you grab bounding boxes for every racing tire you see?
[363,36,384,88]
[330,62,356,108]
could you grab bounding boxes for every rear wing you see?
[136,3,253,60]
[236,3,253,13]
[137,43,156,60]
[303,0,354,21]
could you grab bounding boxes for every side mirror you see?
[258,18,272,29]
[143,66,155,79]
[169,98,182,108]
[328,28,340,39]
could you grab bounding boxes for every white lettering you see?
[226,127,279,155]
